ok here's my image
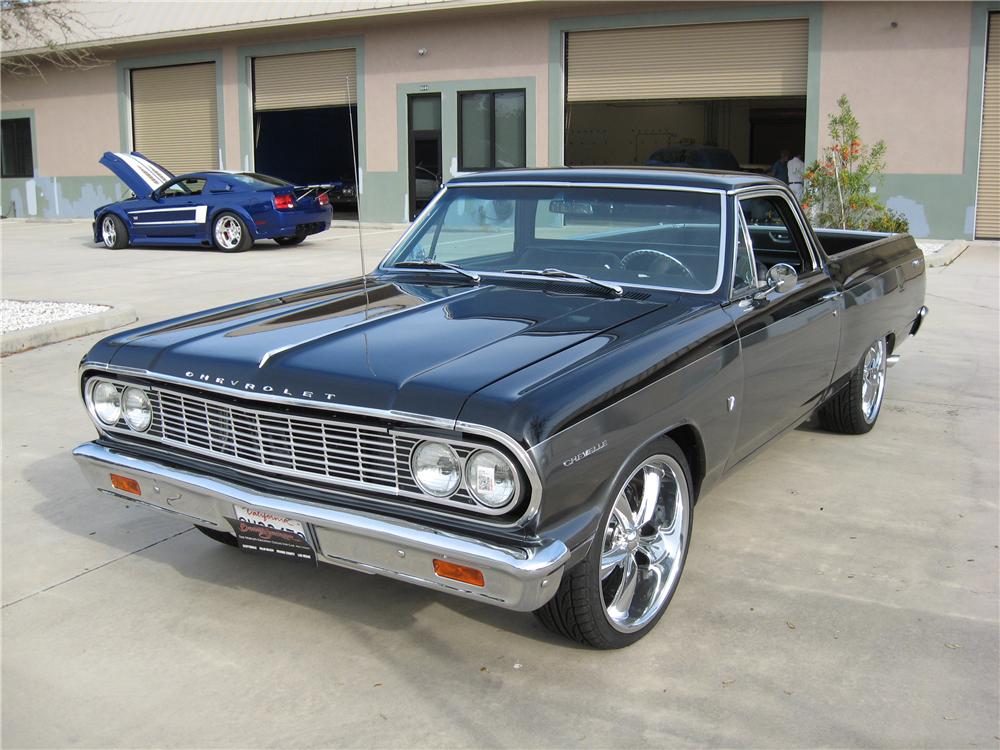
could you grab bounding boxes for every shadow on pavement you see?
[24,450,582,649]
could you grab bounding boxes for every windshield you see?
[383,185,724,292]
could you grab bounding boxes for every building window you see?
[459,90,526,171]
[1,118,33,178]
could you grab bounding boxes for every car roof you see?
[447,166,780,191]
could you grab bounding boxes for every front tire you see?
[535,437,693,649]
[211,212,253,253]
[274,235,305,247]
[818,336,888,434]
[99,214,129,249]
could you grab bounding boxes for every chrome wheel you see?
[600,454,690,633]
[214,216,242,250]
[860,338,887,423]
[101,216,117,248]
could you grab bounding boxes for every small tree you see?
[1,0,104,78]
[803,95,908,233]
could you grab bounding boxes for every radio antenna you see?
[346,74,369,318]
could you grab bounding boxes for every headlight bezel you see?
[408,439,522,513]
[464,449,518,508]
[122,386,153,432]
[410,440,463,498]
[88,379,123,425]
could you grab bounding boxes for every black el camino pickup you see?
[74,168,928,648]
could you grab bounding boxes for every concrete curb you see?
[1,304,137,356]
[926,240,970,268]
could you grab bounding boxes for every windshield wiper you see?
[502,268,623,297]
[394,260,480,284]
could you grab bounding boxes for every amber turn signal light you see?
[432,559,484,587]
[109,473,141,496]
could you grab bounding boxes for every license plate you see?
[227,504,316,564]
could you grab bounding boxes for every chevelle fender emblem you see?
[183,371,335,401]
[563,440,608,467]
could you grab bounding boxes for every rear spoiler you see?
[292,182,341,200]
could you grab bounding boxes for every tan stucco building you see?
[2,0,997,239]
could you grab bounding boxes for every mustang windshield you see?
[384,185,724,292]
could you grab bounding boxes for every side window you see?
[160,177,206,196]
[732,208,756,293]
[739,195,813,272]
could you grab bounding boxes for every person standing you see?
[769,150,790,183]
[787,152,805,201]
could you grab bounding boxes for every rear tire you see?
[211,212,253,253]
[99,214,129,249]
[535,437,693,649]
[818,336,888,434]
[194,525,239,547]
[275,235,305,247]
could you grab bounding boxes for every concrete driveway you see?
[2,222,998,748]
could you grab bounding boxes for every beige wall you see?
[1,64,120,176]
[818,1,973,174]
[363,11,551,173]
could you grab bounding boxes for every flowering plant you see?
[803,95,908,233]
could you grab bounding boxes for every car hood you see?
[100,277,672,422]
[99,151,174,199]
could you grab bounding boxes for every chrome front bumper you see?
[73,442,569,611]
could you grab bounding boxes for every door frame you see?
[407,93,442,221]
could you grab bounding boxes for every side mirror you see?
[755,262,797,300]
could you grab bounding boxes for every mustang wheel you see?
[100,214,129,249]
[274,235,306,247]
[818,336,888,434]
[194,525,238,547]
[212,212,253,252]
[535,437,693,648]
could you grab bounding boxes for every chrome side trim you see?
[73,442,568,612]
[79,361,543,529]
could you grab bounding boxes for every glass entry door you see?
[408,94,442,220]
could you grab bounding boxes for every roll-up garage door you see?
[131,63,218,174]
[975,14,999,239]
[253,49,357,111]
[567,19,809,102]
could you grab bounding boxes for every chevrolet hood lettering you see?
[101,279,672,422]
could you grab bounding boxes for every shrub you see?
[802,95,908,233]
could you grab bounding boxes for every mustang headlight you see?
[122,387,152,432]
[465,449,516,508]
[411,441,461,497]
[90,380,122,425]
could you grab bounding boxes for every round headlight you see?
[122,387,152,431]
[90,381,122,425]
[465,449,516,508]
[411,441,461,497]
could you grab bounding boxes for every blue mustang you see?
[93,152,335,252]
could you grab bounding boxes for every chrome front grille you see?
[147,389,406,491]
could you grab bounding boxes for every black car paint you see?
[79,168,926,559]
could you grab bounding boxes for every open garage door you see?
[131,63,219,174]
[252,49,358,206]
[565,20,808,172]
[975,13,999,239]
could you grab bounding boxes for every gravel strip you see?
[1,299,111,333]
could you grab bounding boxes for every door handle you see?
[819,291,841,302]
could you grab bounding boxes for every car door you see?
[126,177,207,239]
[725,191,841,466]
